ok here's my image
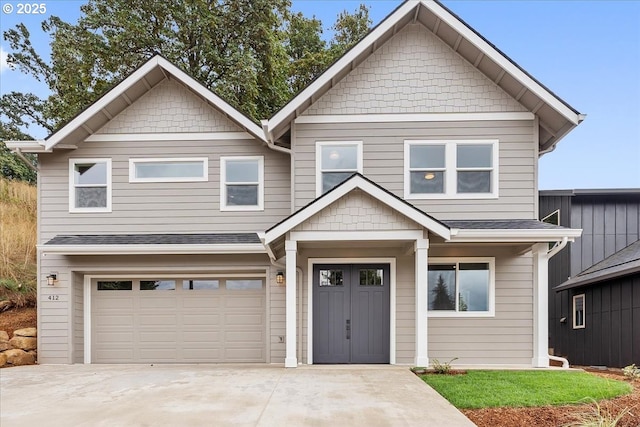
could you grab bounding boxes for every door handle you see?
[346,319,351,340]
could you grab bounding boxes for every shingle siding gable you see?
[305,24,527,115]
[96,79,241,134]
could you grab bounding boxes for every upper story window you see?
[427,257,495,317]
[220,156,264,211]
[69,158,112,213]
[404,140,498,199]
[129,158,208,183]
[316,141,363,196]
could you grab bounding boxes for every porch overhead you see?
[265,0,584,152]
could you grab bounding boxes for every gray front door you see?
[313,264,390,364]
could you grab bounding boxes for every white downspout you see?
[546,236,570,368]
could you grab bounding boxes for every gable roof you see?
[265,0,583,152]
[554,239,640,291]
[7,55,268,152]
[264,173,451,244]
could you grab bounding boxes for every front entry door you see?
[313,264,390,363]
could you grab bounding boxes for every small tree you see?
[431,274,454,310]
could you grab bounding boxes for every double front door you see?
[313,264,390,364]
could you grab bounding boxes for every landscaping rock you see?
[0,300,12,312]
[0,340,11,351]
[0,331,9,341]
[14,327,37,338]
[9,336,37,351]
[4,349,35,366]
[0,353,7,367]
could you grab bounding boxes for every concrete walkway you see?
[0,364,474,426]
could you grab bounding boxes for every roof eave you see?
[37,243,267,256]
[449,228,582,243]
[554,263,640,291]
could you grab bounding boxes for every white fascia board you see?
[44,57,164,150]
[37,243,267,255]
[86,132,253,142]
[295,112,534,124]
[289,230,424,242]
[423,0,581,125]
[449,228,582,243]
[264,175,450,244]
[5,141,49,153]
[266,1,419,134]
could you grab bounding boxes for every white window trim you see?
[128,157,208,183]
[69,158,112,213]
[427,257,496,318]
[404,140,499,200]
[573,294,585,329]
[220,156,264,211]
[542,209,560,225]
[315,141,363,197]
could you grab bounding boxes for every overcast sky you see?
[1,0,639,190]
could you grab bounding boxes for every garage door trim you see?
[83,270,269,364]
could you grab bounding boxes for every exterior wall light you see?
[276,271,285,285]
[46,273,58,286]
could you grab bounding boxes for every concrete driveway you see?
[0,364,474,426]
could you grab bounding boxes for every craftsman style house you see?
[8,0,583,367]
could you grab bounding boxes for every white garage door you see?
[92,276,266,363]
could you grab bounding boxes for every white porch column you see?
[285,240,298,368]
[415,238,429,366]
[532,243,550,368]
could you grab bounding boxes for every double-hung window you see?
[405,140,498,198]
[427,258,495,317]
[316,141,363,195]
[129,158,208,183]
[220,156,264,211]
[69,158,112,212]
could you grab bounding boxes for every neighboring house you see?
[7,0,584,368]
[540,190,640,367]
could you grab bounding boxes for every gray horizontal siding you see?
[293,120,536,219]
[39,138,290,242]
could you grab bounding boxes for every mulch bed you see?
[462,369,639,427]
[0,306,37,336]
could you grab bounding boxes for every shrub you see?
[564,398,632,427]
[622,364,640,381]
[432,357,458,374]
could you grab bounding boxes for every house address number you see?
[47,295,60,301]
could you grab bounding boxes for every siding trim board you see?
[86,132,253,142]
[39,244,266,256]
[296,112,535,124]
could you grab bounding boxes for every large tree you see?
[1,1,372,181]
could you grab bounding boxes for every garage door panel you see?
[182,331,221,342]
[93,276,266,363]
[225,313,264,326]
[139,314,177,326]
[140,297,177,309]
[183,313,220,325]
[95,297,134,310]
[225,295,265,309]
[95,315,134,327]
[182,297,221,309]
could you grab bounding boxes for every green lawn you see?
[420,370,632,409]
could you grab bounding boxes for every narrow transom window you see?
[129,158,208,182]
[404,140,498,199]
[220,156,264,211]
[573,294,585,329]
[316,141,363,195]
[428,258,495,317]
[69,158,112,212]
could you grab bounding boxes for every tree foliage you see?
[431,274,455,310]
[1,1,373,182]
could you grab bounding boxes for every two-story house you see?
[7,0,583,367]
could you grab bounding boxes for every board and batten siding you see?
[293,119,537,219]
[37,253,282,364]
